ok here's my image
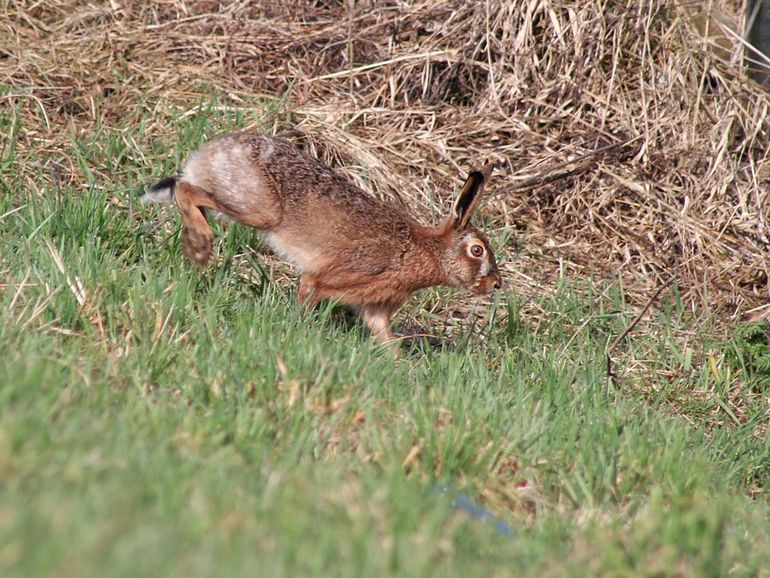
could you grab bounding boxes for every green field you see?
[1,96,769,577]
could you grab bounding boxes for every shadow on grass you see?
[325,305,450,355]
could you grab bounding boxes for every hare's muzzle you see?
[473,272,502,294]
[488,272,502,292]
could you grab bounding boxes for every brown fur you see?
[147,131,502,349]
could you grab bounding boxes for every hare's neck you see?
[404,228,450,290]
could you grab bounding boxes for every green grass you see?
[1,95,769,577]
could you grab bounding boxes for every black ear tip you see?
[468,162,497,183]
[481,161,497,178]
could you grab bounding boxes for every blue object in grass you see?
[434,484,514,537]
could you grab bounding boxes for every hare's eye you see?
[469,243,485,258]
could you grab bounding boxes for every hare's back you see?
[256,135,415,241]
[258,138,418,274]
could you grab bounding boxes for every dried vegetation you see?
[2,0,769,318]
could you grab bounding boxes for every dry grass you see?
[2,0,769,319]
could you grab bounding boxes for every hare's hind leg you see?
[174,181,219,266]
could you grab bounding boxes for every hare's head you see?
[440,164,502,295]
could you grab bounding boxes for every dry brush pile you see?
[2,0,769,320]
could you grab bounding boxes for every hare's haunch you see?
[143,132,502,348]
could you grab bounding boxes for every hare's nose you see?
[491,274,502,290]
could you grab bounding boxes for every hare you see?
[142,131,502,348]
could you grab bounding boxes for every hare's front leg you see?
[297,275,319,307]
[360,304,397,348]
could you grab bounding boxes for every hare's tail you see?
[141,176,178,204]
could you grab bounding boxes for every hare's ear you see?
[450,162,495,230]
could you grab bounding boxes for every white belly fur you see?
[264,232,326,274]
